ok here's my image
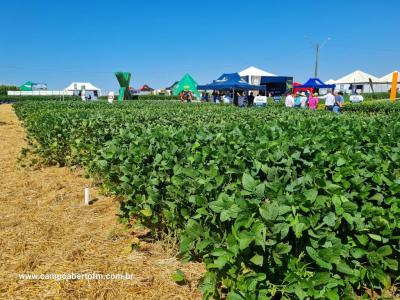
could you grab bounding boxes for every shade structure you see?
[140,84,154,92]
[173,73,200,98]
[293,82,313,94]
[325,79,336,85]
[335,70,379,84]
[295,78,336,90]
[166,81,178,90]
[20,81,33,91]
[198,73,266,91]
[239,66,276,77]
[334,70,382,93]
[65,82,100,91]
[379,71,400,83]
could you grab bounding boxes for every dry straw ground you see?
[0,104,204,300]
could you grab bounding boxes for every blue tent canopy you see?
[198,73,266,91]
[296,78,336,89]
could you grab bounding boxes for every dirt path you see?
[0,104,203,300]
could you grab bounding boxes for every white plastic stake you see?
[84,188,90,206]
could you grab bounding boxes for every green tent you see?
[20,81,33,91]
[173,73,200,98]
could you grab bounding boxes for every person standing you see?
[187,91,193,102]
[201,92,209,102]
[107,91,114,104]
[294,92,302,108]
[238,92,245,107]
[212,91,218,103]
[216,91,221,103]
[333,91,344,114]
[300,92,308,108]
[308,92,319,110]
[319,90,335,111]
[222,93,232,104]
[233,92,239,106]
[248,92,255,107]
[285,92,294,107]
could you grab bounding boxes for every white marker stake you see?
[84,188,90,206]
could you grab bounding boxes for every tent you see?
[295,78,335,90]
[197,73,266,91]
[293,82,313,95]
[239,66,276,85]
[325,79,336,85]
[239,66,276,77]
[20,81,47,91]
[334,70,382,93]
[65,82,101,99]
[335,70,379,84]
[166,81,178,91]
[140,84,154,92]
[173,73,200,98]
[377,71,400,93]
[20,81,33,91]
[379,71,400,83]
[65,82,101,92]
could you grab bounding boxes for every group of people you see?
[179,90,194,102]
[285,90,344,113]
[185,89,345,113]
[202,91,256,107]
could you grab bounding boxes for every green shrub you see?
[0,85,19,95]
[0,95,80,103]
[98,95,180,101]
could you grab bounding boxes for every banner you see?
[390,71,398,102]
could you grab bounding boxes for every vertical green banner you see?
[115,72,132,102]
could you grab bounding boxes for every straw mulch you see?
[0,104,204,300]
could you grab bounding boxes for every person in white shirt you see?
[319,90,335,111]
[285,93,294,107]
[107,91,114,104]
[300,92,308,108]
[222,93,232,104]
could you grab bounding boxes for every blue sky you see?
[0,0,399,91]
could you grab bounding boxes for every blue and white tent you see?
[197,73,266,91]
[295,78,335,90]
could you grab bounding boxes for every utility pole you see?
[314,43,319,78]
[306,37,331,78]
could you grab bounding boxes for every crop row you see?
[14,100,400,299]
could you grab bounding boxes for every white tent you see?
[325,79,336,85]
[65,82,101,92]
[379,71,400,83]
[64,82,101,99]
[239,66,276,85]
[377,71,400,93]
[334,70,383,93]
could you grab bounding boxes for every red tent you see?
[140,84,154,92]
[293,82,313,94]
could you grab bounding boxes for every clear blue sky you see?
[0,0,399,91]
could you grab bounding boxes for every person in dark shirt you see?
[333,91,344,113]
[212,91,218,103]
[247,92,255,107]
[201,92,209,102]
[233,92,239,106]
